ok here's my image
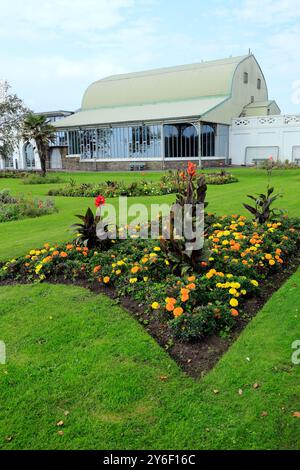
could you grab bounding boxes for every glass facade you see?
[65,124,161,159]
[57,122,228,160]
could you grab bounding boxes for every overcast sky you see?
[1,0,300,113]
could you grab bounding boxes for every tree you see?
[0,80,29,166]
[22,113,56,176]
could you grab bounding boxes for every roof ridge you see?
[99,55,249,83]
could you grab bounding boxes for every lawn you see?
[0,168,299,260]
[0,167,299,450]
[0,270,299,450]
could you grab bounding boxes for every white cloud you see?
[0,0,136,38]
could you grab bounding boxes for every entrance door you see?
[50,148,62,169]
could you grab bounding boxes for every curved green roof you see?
[81,55,248,110]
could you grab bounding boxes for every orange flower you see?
[186,283,196,290]
[52,251,59,256]
[93,265,101,273]
[103,276,110,284]
[173,307,184,318]
[166,303,175,312]
[230,308,239,317]
[76,247,82,252]
[180,288,190,295]
[66,244,73,250]
[187,276,196,282]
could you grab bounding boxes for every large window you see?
[201,123,216,157]
[23,142,36,169]
[67,124,161,160]
[164,124,198,158]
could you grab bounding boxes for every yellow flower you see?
[149,253,157,258]
[117,260,125,266]
[251,280,258,287]
[241,289,247,295]
[222,240,229,246]
[141,257,148,264]
[230,298,239,307]
[129,277,137,284]
[229,288,237,295]
[143,276,149,282]
[265,254,272,260]
[29,250,36,255]
[154,246,161,252]
[35,264,43,274]
[103,276,110,284]
[115,270,121,275]
[269,259,275,266]
[165,260,170,266]
[151,302,160,310]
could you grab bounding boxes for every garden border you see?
[1,254,299,378]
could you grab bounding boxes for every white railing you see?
[232,115,300,129]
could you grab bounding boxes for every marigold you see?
[131,266,140,274]
[187,276,196,282]
[173,307,184,318]
[103,276,110,284]
[166,303,175,312]
[60,252,68,258]
[52,251,59,256]
[93,265,101,273]
[129,277,137,284]
[151,302,160,310]
[230,298,239,307]
[186,283,196,290]
[230,308,239,317]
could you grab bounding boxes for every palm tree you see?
[22,113,56,176]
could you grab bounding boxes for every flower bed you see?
[47,171,238,198]
[0,189,57,223]
[1,215,299,339]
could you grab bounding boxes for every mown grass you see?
[0,168,299,260]
[0,269,299,450]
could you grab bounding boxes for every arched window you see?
[201,124,216,157]
[23,142,36,169]
[164,124,198,158]
[182,125,198,158]
[164,125,179,158]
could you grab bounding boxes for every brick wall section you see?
[50,147,229,171]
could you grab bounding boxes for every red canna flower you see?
[187,161,197,177]
[95,195,105,207]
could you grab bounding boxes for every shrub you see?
[0,189,17,204]
[22,174,65,184]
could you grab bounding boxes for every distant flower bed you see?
[48,171,238,198]
[22,174,65,184]
[1,214,299,342]
[0,170,65,183]
[0,189,57,223]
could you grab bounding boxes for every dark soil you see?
[1,256,299,378]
